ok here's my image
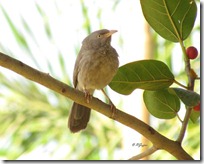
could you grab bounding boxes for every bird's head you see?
[82,29,117,49]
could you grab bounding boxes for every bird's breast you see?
[77,50,119,90]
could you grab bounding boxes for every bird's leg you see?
[84,89,92,103]
[101,89,117,119]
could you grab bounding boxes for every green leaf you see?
[109,60,174,95]
[140,0,197,42]
[169,88,200,123]
[143,89,180,119]
[170,88,200,107]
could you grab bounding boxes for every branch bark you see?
[0,52,193,160]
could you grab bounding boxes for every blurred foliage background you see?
[0,0,200,160]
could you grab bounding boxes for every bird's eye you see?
[97,34,101,38]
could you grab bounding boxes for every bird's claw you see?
[109,101,117,119]
[84,90,92,103]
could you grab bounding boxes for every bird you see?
[68,29,119,133]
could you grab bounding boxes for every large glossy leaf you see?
[109,60,174,95]
[140,0,197,42]
[143,89,180,119]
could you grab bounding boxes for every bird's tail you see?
[68,102,91,133]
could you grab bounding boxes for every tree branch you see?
[0,52,193,160]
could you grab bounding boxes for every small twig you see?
[129,146,158,160]
[176,107,193,143]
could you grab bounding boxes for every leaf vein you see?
[151,0,165,7]
[163,0,181,41]
[152,62,172,79]
[126,67,142,81]
[148,15,178,40]
[171,0,182,17]
[180,3,194,39]
[140,64,155,80]
[154,97,177,113]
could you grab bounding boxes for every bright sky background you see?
[0,0,201,160]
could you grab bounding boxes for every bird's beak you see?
[104,30,118,37]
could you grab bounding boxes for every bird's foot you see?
[84,90,92,103]
[101,89,117,119]
[109,101,117,119]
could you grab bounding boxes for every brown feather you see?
[68,102,91,133]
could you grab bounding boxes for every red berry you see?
[193,103,200,111]
[186,46,198,59]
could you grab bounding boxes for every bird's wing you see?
[73,48,96,88]
[73,52,81,88]
[73,48,86,88]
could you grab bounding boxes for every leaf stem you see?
[174,80,188,89]
[176,113,183,123]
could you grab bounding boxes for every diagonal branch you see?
[0,52,193,160]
